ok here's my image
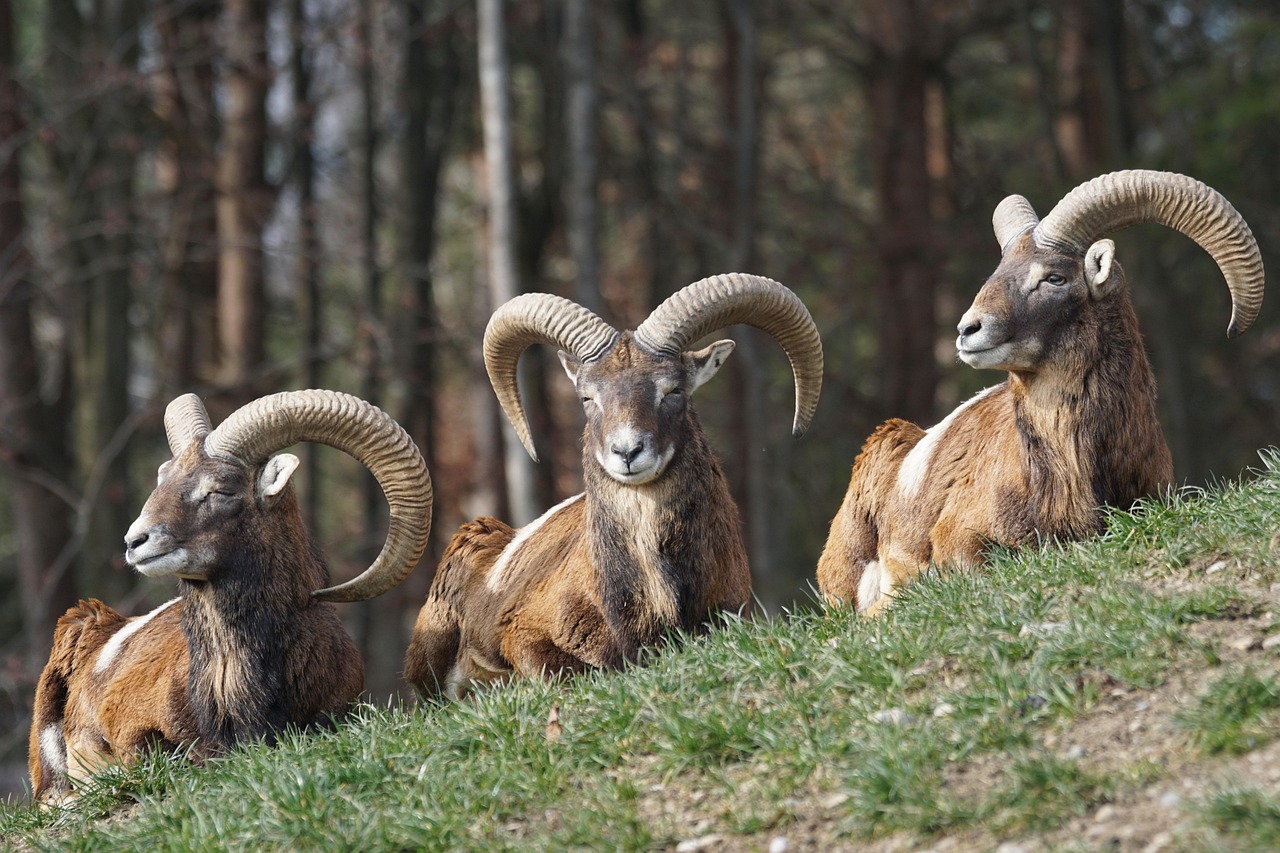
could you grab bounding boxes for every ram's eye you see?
[1045,273,1066,286]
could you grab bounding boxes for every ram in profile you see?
[818,170,1264,614]
[29,390,431,803]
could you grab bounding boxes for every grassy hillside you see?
[4,452,1280,852]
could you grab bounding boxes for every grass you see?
[3,449,1279,851]
[1178,667,1280,755]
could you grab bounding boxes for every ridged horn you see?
[992,194,1040,254]
[483,293,619,461]
[203,389,432,602]
[633,273,824,437]
[164,394,213,455]
[1033,169,1265,338]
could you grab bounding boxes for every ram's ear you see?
[1085,239,1117,299]
[558,349,582,384]
[258,453,300,506]
[687,339,736,393]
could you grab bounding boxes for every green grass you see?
[1201,787,1280,852]
[3,449,1280,851]
[1178,667,1280,755]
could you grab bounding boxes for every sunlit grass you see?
[1,450,1278,851]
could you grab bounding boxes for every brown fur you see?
[28,440,363,803]
[405,335,752,699]
[818,235,1173,613]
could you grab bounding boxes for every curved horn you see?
[1034,170,1265,337]
[204,390,432,602]
[164,394,212,455]
[992,194,1040,254]
[634,273,824,437]
[483,293,619,461]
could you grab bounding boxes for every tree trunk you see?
[217,0,270,406]
[563,0,601,315]
[290,0,323,533]
[478,0,538,524]
[82,0,144,602]
[0,0,76,664]
[617,0,676,310]
[154,0,220,395]
[862,11,943,427]
[721,0,776,602]
[399,1,460,564]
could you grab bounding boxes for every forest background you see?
[1,0,1278,797]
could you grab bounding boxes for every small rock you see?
[995,843,1029,853]
[1142,832,1172,853]
[676,834,724,852]
[1133,700,1151,712]
[870,708,915,726]
[1158,791,1181,808]
[1095,804,1116,822]
[988,835,1029,850]
[822,792,850,810]
[1207,560,1228,574]
[1227,634,1261,652]
[768,837,789,853]
[1019,621,1068,637]
[1262,634,1280,651]
[933,702,956,717]
[1066,744,1086,759]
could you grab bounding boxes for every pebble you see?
[822,793,850,810]
[1143,831,1173,853]
[870,708,915,726]
[676,834,724,852]
[1019,621,1068,637]
[1066,745,1086,759]
[1094,804,1116,822]
[768,837,789,853]
[933,702,956,717]
[1262,634,1280,651]
[1227,634,1261,652]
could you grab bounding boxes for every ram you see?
[405,273,823,698]
[818,170,1264,614]
[28,390,431,803]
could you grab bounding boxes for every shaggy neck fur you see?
[1009,274,1171,538]
[584,409,742,661]
[180,490,328,747]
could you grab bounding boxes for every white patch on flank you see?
[40,725,67,775]
[485,494,585,592]
[896,385,1002,500]
[93,598,180,674]
[856,561,884,613]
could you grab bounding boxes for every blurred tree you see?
[478,0,537,524]
[290,0,323,531]
[217,0,271,407]
[0,0,75,665]
[154,0,221,395]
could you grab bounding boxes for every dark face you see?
[955,234,1093,373]
[123,442,298,581]
[559,335,733,485]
